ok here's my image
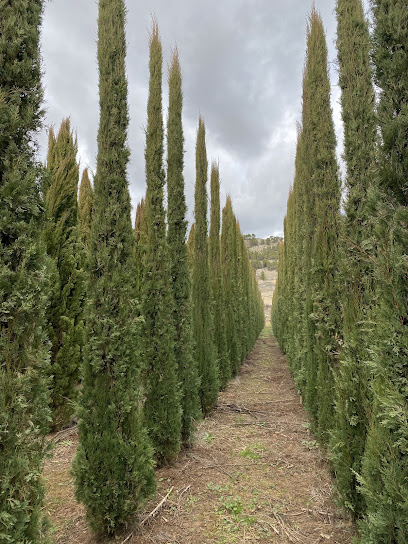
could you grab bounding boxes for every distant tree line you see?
[0,0,264,540]
[272,2,408,542]
[244,237,281,270]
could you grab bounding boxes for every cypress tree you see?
[234,219,246,363]
[167,48,200,443]
[44,118,84,429]
[142,22,182,464]
[221,199,264,375]
[278,211,291,356]
[291,126,308,389]
[134,196,147,299]
[78,168,93,250]
[187,223,195,268]
[209,163,229,388]
[192,117,219,414]
[272,9,341,442]
[235,220,251,359]
[73,0,155,534]
[303,9,341,436]
[272,241,285,342]
[239,232,251,354]
[0,1,51,541]
[299,34,318,420]
[221,197,239,377]
[359,1,408,540]
[330,0,377,516]
[273,128,307,391]
[285,188,298,368]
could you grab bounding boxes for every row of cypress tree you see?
[0,0,264,540]
[272,1,408,542]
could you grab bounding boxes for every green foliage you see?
[192,117,219,414]
[329,0,377,517]
[273,10,341,440]
[358,1,408,541]
[142,22,182,464]
[221,199,264,376]
[271,241,284,342]
[72,0,155,534]
[273,2,408,541]
[235,221,249,358]
[0,1,51,541]
[187,223,195,268]
[209,163,229,389]
[246,241,280,270]
[221,198,240,377]
[166,48,200,444]
[78,168,93,250]
[44,119,85,429]
[303,9,341,437]
[134,196,147,299]
[370,0,408,207]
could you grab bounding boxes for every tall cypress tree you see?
[73,0,155,534]
[330,0,378,516]
[78,168,93,250]
[134,196,147,299]
[359,1,408,541]
[44,118,84,429]
[192,117,219,414]
[272,9,341,441]
[209,163,229,388]
[187,223,195,268]
[235,219,248,362]
[237,222,251,357]
[221,197,239,377]
[167,48,200,443]
[291,126,308,390]
[272,240,285,342]
[299,43,317,419]
[142,22,182,464]
[0,1,51,541]
[303,9,341,436]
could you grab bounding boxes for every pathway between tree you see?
[45,327,355,543]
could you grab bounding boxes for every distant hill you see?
[244,234,282,271]
[244,235,282,323]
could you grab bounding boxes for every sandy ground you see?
[44,328,354,543]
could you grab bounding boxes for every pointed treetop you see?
[149,15,160,45]
[79,167,91,194]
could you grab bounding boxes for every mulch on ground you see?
[44,327,355,543]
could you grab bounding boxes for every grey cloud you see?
[40,0,349,238]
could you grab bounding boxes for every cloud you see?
[39,0,349,237]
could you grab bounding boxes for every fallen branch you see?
[140,486,174,526]
[216,403,259,419]
[177,484,192,507]
[272,510,303,544]
[120,532,133,544]
[257,514,280,535]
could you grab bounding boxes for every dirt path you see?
[45,328,355,543]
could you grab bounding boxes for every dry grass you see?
[44,329,355,543]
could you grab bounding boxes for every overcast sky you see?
[39,1,370,237]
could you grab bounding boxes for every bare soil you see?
[44,328,355,543]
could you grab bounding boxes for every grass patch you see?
[259,325,272,339]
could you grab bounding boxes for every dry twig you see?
[140,486,174,526]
